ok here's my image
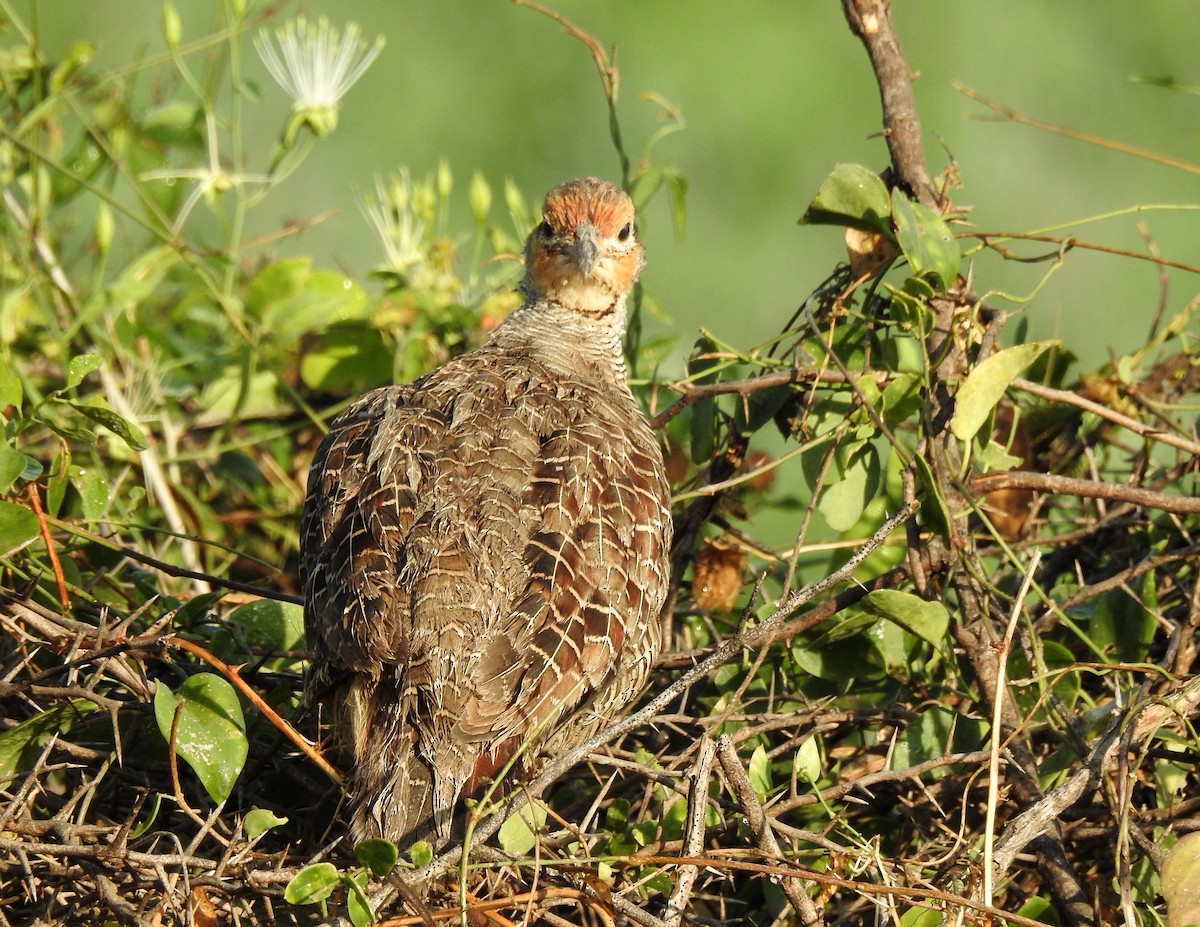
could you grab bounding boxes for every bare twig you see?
[969,470,1200,515]
[26,483,70,609]
[1011,376,1200,457]
[168,635,343,786]
[841,0,938,206]
[982,549,1041,906]
[662,736,715,927]
[715,735,822,925]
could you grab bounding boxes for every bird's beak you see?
[570,221,601,280]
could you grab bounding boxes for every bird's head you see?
[523,177,644,317]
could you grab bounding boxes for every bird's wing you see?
[300,385,442,694]
[459,405,669,752]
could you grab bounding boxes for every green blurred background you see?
[35,1,1200,372]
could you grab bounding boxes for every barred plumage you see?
[300,178,672,845]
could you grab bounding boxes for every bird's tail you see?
[341,677,437,849]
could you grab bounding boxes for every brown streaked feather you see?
[300,178,671,847]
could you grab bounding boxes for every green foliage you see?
[1,3,1197,926]
[153,674,248,803]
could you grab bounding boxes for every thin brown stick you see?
[649,367,872,430]
[662,736,715,927]
[715,735,822,925]
[969,470,1200,515]
[956,83,1200,178]
[168,635,343,786]
[983,549,1041,906]
[974,231,1200,276]
[27,483,69,609]
[1012,376,1200,456]
[45,514,302,605]
[841,0,938,207]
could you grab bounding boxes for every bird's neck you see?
[490,295,630,387]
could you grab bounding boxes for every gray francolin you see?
[300,177,673,846]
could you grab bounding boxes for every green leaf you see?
[346,869,373,927]
[498,802,547,855]
[1014,896,1059,927]
[0,701,97,778]
[0,356,23,409]
[793,736,821,783]
[974,439,1024,473]
[881,373,923,424]
[140,101,202,146]
[153,674,248,803]
[639,868,675,899]
[226,599,306,652]
[69,462,112,521]
[0,442,27,493]
[0,499,40,551]
[355,838,399,877]
[62,398,148,451]
[284,862,340,905]
[65,354,102,390]
[1163,832,1200,927]
[900,906,946,927]
[259,267,371,343]
[604,797,631,831]
[801,164,892,233]
[911,453,951,539]
[107,247,179,312]
[666,172,688,243]
[299,328,392,393]
[858,590,950,646]
[130,792,163,839]
[818,443,881,532]
[890,705,955,771]
[791,631,886,682]
[244,808,289,841]
[748,744,772,799]
[891,192,960,289]
[950,341,1058,443]
[409,840,433,868]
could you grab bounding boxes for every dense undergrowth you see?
[1,3,1198,926]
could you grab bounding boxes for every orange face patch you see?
[542,178,635,239]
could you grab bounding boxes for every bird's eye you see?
[617,223,632,242]
[538,220,554,237]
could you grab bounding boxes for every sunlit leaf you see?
[153,674,248,803]
[499,802,547,855]
[950,341,1057,443]
[347,869,372,927]
[0,356,23,410]
[801,163,892,233]
[65,354,102,390]
[0,701,97,778]
[0,499,40,551]
[284,862,340,905]
[226,599,306,652]
[748,745,772,799]
[62,398,148,451]
[858,590,950,647]
[891,193,960,289]
[793,736,822,783]
[69,462,112,521]
[409,840,433,868]
[0,442,27,493]
[244,808,289,841]
[818,443,881,532]
[355,838,399,877]
[1163,832,1200,927]
[899,906,946,926]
